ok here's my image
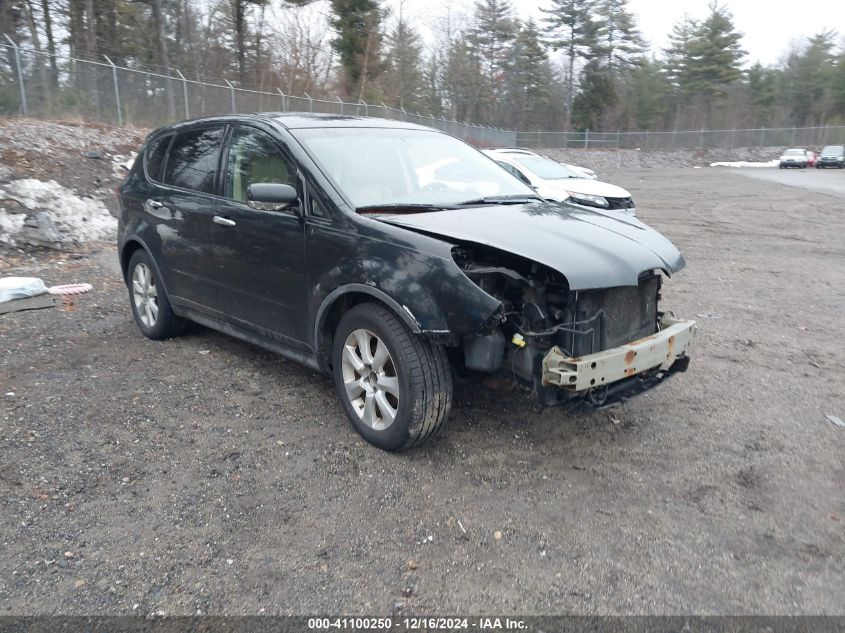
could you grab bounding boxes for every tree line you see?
[2,0,845,131]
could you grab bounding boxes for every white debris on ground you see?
[0,178,116,249]
[710,159,780,168]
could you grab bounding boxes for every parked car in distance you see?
[482,148,599,180]
[482,148,636,214]
[117,114,695,451]
[817,145,845,168]
[779,148,809,168]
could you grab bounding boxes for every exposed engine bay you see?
[452,243,689,408]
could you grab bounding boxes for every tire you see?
[331,302,453,451]
[126,249,187,340]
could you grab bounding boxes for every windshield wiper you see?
[357,203,457,213]
[455,195,541,206]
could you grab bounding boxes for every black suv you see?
[117,114,696,451]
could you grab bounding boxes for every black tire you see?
[331,302,453,451]
[126,249,187,340]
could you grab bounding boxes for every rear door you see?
[210,125,309,345]
[153,125,224,311]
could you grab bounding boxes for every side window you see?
[163,127,223,194]
[309,191,329,218]
[224,127,298,203]
[145,134,170,182]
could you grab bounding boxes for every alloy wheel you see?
[132,262,159,327]
[340,328,400,430]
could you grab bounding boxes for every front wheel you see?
[332,303,453,451]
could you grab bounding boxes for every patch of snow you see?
[710,160,779,168]
[0,178,116,248]
[112,152,136,178]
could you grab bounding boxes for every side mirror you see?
[246,183,299,213]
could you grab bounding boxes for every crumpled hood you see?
[543,178,631,199]
[376,202,685,290]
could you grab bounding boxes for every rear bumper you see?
[541,315,697,391]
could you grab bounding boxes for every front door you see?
[210,125,308,346]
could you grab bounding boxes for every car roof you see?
[153,112,435,134]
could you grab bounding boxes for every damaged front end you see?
[453,244,696,409]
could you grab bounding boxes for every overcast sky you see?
[385,0,844,66]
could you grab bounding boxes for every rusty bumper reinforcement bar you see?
[542,315,697,391]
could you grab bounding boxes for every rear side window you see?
[144,135,171,182]
[163,127,223,194]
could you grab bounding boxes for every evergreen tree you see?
[541,0,600,128]
[469,0,516,115]
[684,2,745,100]
[663,15,697,97]
[441,34,489,123]
[329,0,386,100]
[593,0,646,72]
[382,6,425,110]
[833,51,845,122]
[746,62,777,126]
[625,58,671,129]
[572,59,616,129]
[780,31,837,125]
[504,19,555,130]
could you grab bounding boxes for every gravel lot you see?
[735,166,845,199]
[1,167,844,616]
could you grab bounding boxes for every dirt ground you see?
[1,167,844,616]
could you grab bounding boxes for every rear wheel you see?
[127,249,186,340]
[332,303,452,451]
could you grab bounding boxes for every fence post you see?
[400,107,407,121]
[102,55,122,126]
[699,129,704,148]
[175,69,189,119]
[277,88,286,112]
[336,95,343,115]
[4,35,28,117]
[360,99,368,117]
[584,128,589,149]
[304,92,313,112]
[224,80,236,113]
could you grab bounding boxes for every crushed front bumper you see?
[541,315,697,391]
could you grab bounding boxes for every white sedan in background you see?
[561,162,598,180]
[482,148,636,214]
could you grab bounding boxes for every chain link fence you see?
[0,40,516,147]
[3,38,845,151]
[515,127,845,150]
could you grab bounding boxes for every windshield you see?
[784,149,805,156]
[292,128,537,208]
[511,155,581,180]
[822,146,844,154]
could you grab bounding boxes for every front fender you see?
[310,249,502,350]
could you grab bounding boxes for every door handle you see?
[213,215,236,227]
[146,199,163,209]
